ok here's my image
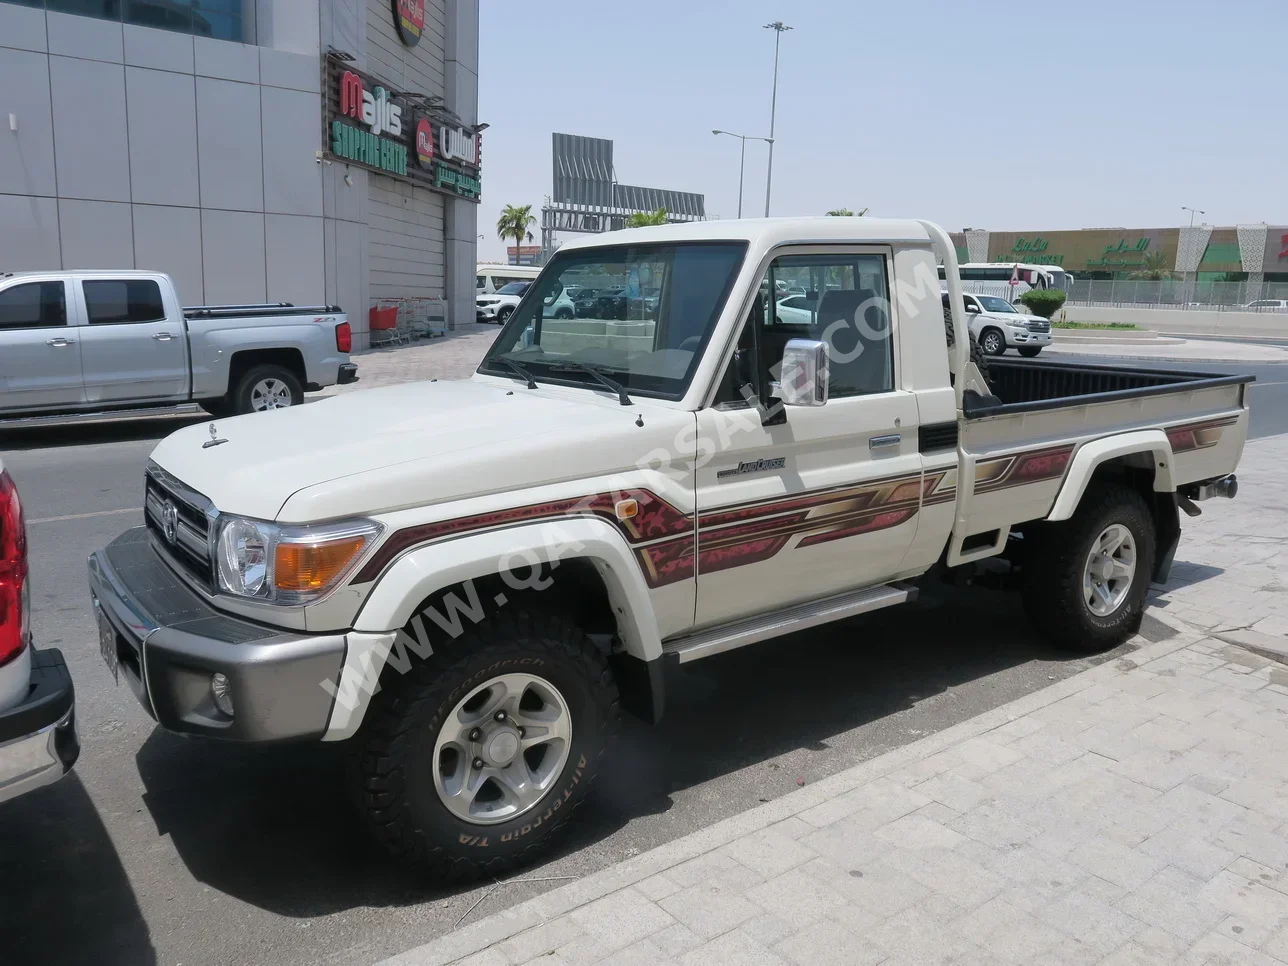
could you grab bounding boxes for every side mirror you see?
[965,303,979,313]
[779,339,829,407]
[521,324,535,348]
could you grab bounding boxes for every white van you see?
[476,264,541,296]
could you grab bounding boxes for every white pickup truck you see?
[0,270,357,420]
[88,218,1249,880]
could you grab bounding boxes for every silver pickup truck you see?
[0,270,357,419]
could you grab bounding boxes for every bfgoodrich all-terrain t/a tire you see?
[354,605,620,882]
[1022,483,1156,653]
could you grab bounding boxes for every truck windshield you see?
[480,242,747,400]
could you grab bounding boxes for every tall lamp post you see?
[712,130,773,218]
[762,20,792,217]
[1181,206,1205,228]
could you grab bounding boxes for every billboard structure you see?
[541,133,705,260]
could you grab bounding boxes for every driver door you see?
[693,248,924,628]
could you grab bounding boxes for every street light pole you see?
[1181,206,1205,228]
[762,21,792,217]
[713,130,773,219]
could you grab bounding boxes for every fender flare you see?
[352,516,664,658]
[1047,430,1174,522]
[324,518,666,741]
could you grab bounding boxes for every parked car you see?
[775,294,817,325]
[1244,299,1288,311]
[0,460,78,806]
[0,271,355,419]
[943,291,1053,357]
[542,288,576,319]
[88,217,1249,880]
[476,281,531,323]
[476,265,540,296]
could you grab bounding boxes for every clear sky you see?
[476,0,1287,262]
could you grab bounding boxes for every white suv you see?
[944,291,1053,357]
[476,281,531,324]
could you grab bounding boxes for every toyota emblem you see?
[161,500,179,544]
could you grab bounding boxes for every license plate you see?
[97,608,120,685]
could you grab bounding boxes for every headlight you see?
[216,516,383,604]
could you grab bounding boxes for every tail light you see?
[335,321,352,354]
[0,469,29,667]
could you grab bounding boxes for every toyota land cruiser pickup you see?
[87,218,1250,880]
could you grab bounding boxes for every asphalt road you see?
[1,351,1284,966]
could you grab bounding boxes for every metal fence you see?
[1066,279,1288,311]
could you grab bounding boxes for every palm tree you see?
[625,208,668,228]
[1129,250,1173,280]
[826,207,868,216]
[496,204,536,265]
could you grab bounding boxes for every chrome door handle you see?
[46,337,75,346]
[869,434,902,450]
[152,332,175,341]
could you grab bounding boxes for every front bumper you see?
[0,647,78,805]
[476,304,499,320]
[1008,328,1052,346]
[87,527,346,742]
[337,362,359,385]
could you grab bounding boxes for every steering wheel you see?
[678,335,702,352]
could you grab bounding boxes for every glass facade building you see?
[3,0,252,44]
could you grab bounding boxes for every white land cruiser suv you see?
[942,291,1053,357]
[89,218,1248,879]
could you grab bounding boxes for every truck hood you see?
[149,379,693,522]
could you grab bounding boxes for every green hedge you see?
[1017,289,1067,319]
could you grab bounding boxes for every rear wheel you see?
[980,327,1006,356]
[1023,483,1155,652]
[233,364,303,414]
[1018,346,1043,358]
[944,305,991,387]
[354,605,619,881]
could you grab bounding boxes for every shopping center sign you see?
[393,0,425,47]
[325,57,481,201]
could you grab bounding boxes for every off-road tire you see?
[1018,346,1043,358]
[943,305,991,386]
[353,606,620,882]
[232,363,303,414]
[1022,483,1155,653]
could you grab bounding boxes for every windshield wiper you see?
[550,361,632,406]
[494,355,538,390]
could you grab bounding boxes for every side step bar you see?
[662,582,917,664]
[0,404,202,430]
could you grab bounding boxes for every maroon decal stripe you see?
[974,445,1074,494]
[699,470,927,529]
[352,489,692,584]
[796,508,918,548]
[1166,416,1239,453]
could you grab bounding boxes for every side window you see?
[476,275,486,289]
[83,280,166,324]
[0,282,66,330]
[763,253,893,398]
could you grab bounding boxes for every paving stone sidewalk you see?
[380,435,1288,966]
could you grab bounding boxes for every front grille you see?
[1027,321,1050,333]
[144,464,215,590]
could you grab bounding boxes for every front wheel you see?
[354,606,619,881]
[496,305,515,324]
[1022,483,1156,652]
[233,364,303,414]
[980,328,1007,356]
[1018,346,1043,358]
[554,307,573,319]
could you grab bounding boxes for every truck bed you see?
[966,358,1253,418]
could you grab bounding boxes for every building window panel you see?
[10,0,254,44]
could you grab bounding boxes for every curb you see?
[1045,345,1288,364]
[1213,626,1288,666]
[378,617,1206,966]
